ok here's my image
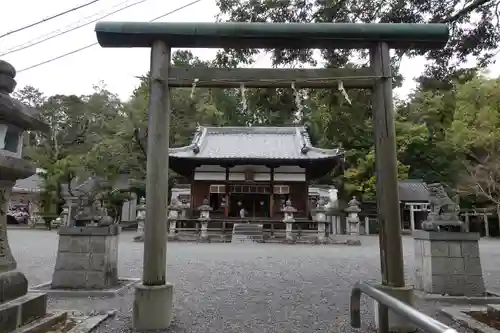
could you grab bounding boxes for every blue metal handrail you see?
[350,282,458,333]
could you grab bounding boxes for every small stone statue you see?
[421,183,464,232]
[92,200,113,226]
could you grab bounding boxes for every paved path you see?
[9,229,500,332]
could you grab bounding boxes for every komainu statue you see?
[421,183,464,232]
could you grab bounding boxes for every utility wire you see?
[1,0,149,57]
[0,0,102,39]
[18,0,204,73]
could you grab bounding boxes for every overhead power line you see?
[0,0,102,39]
[1,0,152,57]
[17,0,204,73]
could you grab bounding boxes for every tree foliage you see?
[12,0,500,216]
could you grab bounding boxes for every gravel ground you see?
[9,229,500,333]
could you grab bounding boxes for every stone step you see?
[232,224,263,244]
[0,292,48,333]
[13,311,67,333]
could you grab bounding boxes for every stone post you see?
[345,197,361,235]
[0,59,51,333]
[312,198,328,244]
[281,199,297,243]
[364,216,370,235]
[197,198,212,242]
[167,198,182,240]
[134,197,146,242]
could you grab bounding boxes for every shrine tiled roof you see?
[398,180,430,202]
[13,174,44,193]
[169,126,342,161]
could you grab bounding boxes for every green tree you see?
[14,83,123,212]
[445,76,500,215]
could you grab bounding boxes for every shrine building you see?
[169,126,343,220]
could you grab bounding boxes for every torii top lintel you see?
[94,22,449,50]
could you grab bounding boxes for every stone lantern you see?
[168,197,182,240]
[312,198,328,244]
[198,198,212,242]
[134,197,146,242]
[345,196,361,235]
[281,199,297,243]
[0,60,51,332]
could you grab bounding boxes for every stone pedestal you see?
[199,221,209,242]
[413,230,485,296]
[285,222,294,242]
[316,222,326,243]
[168,220,177,238]
[52,225,119,289]
[373,284,415,333]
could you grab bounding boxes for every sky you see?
[2,0,500,102]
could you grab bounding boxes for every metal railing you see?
[350,282,458,333]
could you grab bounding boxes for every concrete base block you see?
[414,231,485,296]
[132,282,174,331]
[373,284,416,333]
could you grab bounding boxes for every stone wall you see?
[52,225,119,289]
[414,230,485,296]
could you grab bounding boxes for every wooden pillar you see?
[370,42,405,288]
[143,40,170,286]
[224,166,230,217]
[269,166,274,218]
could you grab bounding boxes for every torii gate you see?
[94,22,449,331]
